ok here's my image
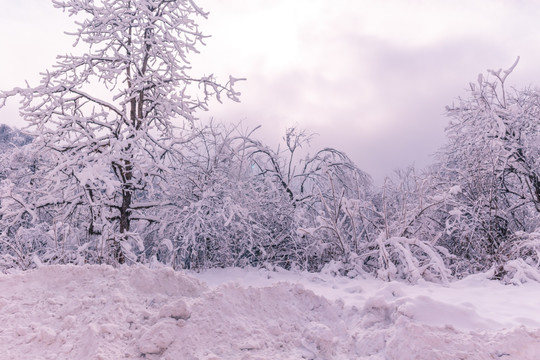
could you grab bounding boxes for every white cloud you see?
[2,0,540,181]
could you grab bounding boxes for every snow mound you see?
[0,265,205,359]
[0,265,539,359]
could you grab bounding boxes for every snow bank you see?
[0,265,539,359]
[0,265,204,359]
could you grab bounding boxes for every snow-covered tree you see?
[0,0,241,265]
[438,58,540,272]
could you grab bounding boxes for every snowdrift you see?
[0,265,539,359]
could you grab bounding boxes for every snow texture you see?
[0,265,539,359]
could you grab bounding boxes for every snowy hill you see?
[1,265,539,359]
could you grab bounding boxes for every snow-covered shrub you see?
[325,167,454,282]
[138,125,299,270]
[484,231,540,284]
[372,236,451,283]
[496,259,540,285]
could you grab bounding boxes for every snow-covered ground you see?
[0,265,539,359]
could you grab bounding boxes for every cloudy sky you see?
[1,1,540,182]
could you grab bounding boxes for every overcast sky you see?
[1,1,540,183]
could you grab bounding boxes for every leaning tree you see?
[0,0,241,266]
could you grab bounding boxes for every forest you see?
[1,0,540,285]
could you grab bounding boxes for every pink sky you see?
[1,0,540,182]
